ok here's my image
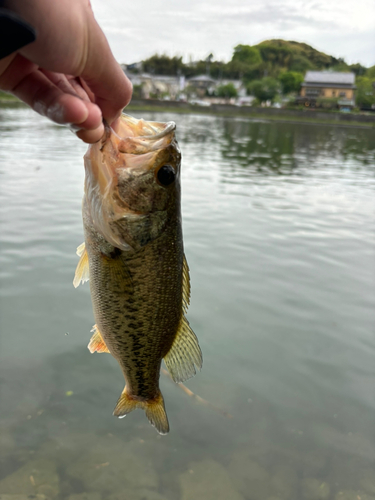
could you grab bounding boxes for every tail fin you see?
[113,387,169,435]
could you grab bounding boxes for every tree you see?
[279,71,304,94]
[142,54,184,75]
[232,45,262,66]
[230,45,263,80]
[355,77,375,109]
[247,77,280,103]
[216,83,238,98]
[349,63,367,76]
[289,55,314,73]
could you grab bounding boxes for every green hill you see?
[137,39,369,83]
[254,39,339,73]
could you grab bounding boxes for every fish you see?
[73,114,202,435]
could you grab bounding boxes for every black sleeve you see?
[0,7,36,59]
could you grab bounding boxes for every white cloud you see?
[91,0,375,66]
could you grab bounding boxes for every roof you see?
[304,71,355,85]
[188,75,216,83]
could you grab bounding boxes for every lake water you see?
[0,106,374,500]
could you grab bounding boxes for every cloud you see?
[91,0,375,66]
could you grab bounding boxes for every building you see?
[125,72,181,99]
[187,75,217,97]
[299,71,356,109]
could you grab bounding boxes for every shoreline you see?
[127,104,374,129]
[127,99,375,129]
[1,97,374,129]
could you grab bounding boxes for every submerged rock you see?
[357,494,375,500]
[301,478,330,500]
[65,438,159,494]
[359,469,375,495]
[300,451,328,478]
[270,465,298,500]
[66,494,102,500]
[179,459,244,500]
[227,450,271,500]
[0,496,46,500]
[108,489,168,500]
[335,491,362,500]
[0,459,59,498]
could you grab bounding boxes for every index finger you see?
[78,15,133,125]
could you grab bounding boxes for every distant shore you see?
[1,96,374,129]
[126,99,375,129]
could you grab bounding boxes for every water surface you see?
[0,107,374,499]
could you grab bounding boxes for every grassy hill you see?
[139,39,369,82]
[254,39,339,74]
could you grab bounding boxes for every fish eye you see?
[156,165,176,187]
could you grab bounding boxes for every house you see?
[125,72,181,99]
[187,75,217,97]
[299,71,356,109]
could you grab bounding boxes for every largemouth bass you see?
[73,114,202,434]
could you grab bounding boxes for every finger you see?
[40,69,90,102]
[75,126,105,144]
[75,16,132,124]
[6,0,132,125]
[13,67,103,133]
[68,76,93,102]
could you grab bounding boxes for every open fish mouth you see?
[83,114,180,250]
[85,114,178,198]
[102,114,176,155]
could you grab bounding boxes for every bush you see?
[216,83,238,98]
[247,77,280,103]
[316,97,339,109]
[356,76,375,108]
[279,71,304,94]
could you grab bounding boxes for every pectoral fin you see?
[88,324,110,353]
[73,242,89,288]
[164,315,202,384]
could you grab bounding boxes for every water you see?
[0,107,374,500]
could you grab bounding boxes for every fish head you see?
[84,114,181,251]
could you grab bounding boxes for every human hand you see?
[0,0,132,143]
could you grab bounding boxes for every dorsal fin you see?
[164,315,202,384]
[182,254,191,313]
[73,242,89,288]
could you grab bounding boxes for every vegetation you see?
[355,77,375,109]
[139,40,343,82]
[247,77,280,103]
[142,55,184,75]
[130,40,375,108]
[279,72,304,94]
[216,83,238,99]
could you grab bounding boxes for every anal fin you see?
[164,315,202,384]
[88,324,110,353]
[73,242,89,288]
[113,387,169,435]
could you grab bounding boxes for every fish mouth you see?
[83,114,179,250]
[103,114,176,155]
[86,114,177,197]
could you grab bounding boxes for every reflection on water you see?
[0,108,374,499]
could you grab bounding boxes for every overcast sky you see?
[91,0,375,67]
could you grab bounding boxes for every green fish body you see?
[74,115,202,434]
